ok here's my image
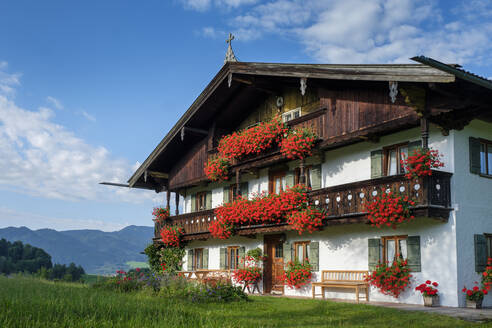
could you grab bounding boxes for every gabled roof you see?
[127,59,461,189]
[411,56,492,91]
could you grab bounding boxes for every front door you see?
[263,234,284,294]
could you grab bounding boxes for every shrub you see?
[159,275,247,303]
[158,247,185,276]
[92,268,161,293]
[144,243,161,273]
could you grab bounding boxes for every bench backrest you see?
[321,270,368,282]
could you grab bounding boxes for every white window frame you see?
[282,108,301,123]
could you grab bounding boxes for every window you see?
[282,108,301,123]
[382,235,407,263]
[193,248,204,270]
[227,185,237,203]
[480,139,492,176]
[383,143,408,176]
[196,192,207,211]
[269,171,286,195]
[294,241,310,264]
[486,234,492,259]
[226,246,240,270]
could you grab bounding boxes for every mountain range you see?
[0,225,154,275]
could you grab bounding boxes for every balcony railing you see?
[154,170,452,242]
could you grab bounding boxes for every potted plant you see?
[415,280,439,307]
[365,259,412,298]
[462,283,488,309]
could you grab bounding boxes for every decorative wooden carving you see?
[400,86,426,116]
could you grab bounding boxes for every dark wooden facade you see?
[167,85,421,190]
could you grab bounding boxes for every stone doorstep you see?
[249,294,492,323]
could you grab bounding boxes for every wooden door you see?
[263,234,284,294]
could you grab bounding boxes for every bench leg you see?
[322,287,325,300]
[356,286,359,304]
[312,285,315,299]
[365,286,369,302]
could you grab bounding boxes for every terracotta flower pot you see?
[466,298,483,309]
[423,295,440,307]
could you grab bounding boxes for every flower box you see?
[466,298,483,309]
[423,295,440,307]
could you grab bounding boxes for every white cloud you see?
[81,110,96,122]
[180,0,257,11]
[194,0,492,66]
[46,96,64,110]
[0,62,21,97]
[0,206,132,232]
[201,27,222,39]
[0,64,159,204]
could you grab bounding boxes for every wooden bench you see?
[312,270,369,303]
[177,270,231,284]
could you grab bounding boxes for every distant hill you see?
[0,225,153,275]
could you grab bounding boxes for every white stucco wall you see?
[452,120,492,307]
[178,121,492,306]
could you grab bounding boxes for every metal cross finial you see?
[224,32,238,64]
[226,33,235,45]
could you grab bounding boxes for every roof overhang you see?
[127,60,459,189]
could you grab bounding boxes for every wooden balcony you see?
[155,170,452,242]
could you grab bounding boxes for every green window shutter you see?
[368,238,381,271]
[475,234,487,273]
[203,249,209,269]
[309,241,319,271]
[285,171,295,189]
[408,140,422,154]
[191,194,196,212]
[220,248,226,270]
[310,165,322,190]
[283,242,292,269]
[370,150,383,178]
[239,247,246,269]
[469,137,482,174]
[187,249,194,271]
[407,236,421,272]
[240,182,249,199]
[223,186,230,204]
[206,191,212,210]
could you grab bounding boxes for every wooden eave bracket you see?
[399,85,426,116]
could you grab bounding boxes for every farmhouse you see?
[124,44,492,307]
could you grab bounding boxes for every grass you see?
[0,276,488,328]
[125,261,150,269]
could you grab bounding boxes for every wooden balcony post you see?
[175,192,180,215]
[166,189,171,211]
[236,168,241,198]
[420,117,429,149]
[299,160,306,185]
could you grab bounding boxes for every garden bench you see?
[311,270,369,303]
[177,270,231,284]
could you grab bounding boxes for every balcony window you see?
[196,192,207,211]
[384,143,408,176]
[282,108,301,123]
[269,171,286,195]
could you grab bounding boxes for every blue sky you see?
[0,0,491,231]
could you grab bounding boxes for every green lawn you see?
[125,261,150,269]
[0,276,488,328]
